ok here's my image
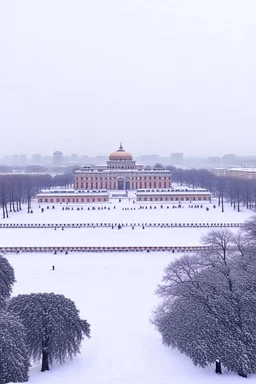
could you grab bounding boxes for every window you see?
[154,182,156,188]
[203,197,206,200]
[50,198,54,202]
[186,197,189,201]
[81,198,84,202]
[93,198,95,202]
[56,198,59,202]
[198,197,201,200]
[81,182,83,188]
[87,198,90,202]
[45,198,48,202]
[159,182,162,188]
[176,197,178,200]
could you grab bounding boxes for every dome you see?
[109,144,133,161]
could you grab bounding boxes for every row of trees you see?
[0,172,74,218]
[0,256,90,383]
[170,167,256,213]
[152,217,256,378]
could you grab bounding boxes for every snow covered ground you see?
[0,199,252,248]
[0,226,239,248]
[7,252,256,383]
[2,199,253,225]
[3,198,256,382]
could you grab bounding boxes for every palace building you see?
[74,144,172,191]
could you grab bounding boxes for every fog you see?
[1,0,256,157]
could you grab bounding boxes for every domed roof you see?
[109,144,133,161]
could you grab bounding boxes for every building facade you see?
[136,188,211,202]
[211,167,256,179]
[74,144,172,191]
[53,151,63,166]
[38,190,109,204]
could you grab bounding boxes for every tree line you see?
[0,172,74,218]
[169,167,256,213]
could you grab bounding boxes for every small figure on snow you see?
[52,265,55,271]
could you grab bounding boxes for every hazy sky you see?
[1,0,256,157]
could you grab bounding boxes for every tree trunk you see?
[2,202,5,219]
[221,191,224,213]
[41,350,49,372]
[5,204,8,218]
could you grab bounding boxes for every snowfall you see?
[2,197,256,383]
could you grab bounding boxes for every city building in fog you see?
[227,168,256,180]
[222,154,237,164]
[53,151,63,166]
[12,155,19,164]
[211,167,256,179]
[19,155,27,165]
[71,153,78,162]
[32,154,41,164]
[210,168,228,177]
[171,153,183,165]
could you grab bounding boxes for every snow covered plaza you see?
[2,194,256,383]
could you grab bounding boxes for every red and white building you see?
[74,144,172,191]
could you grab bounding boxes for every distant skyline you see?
[2,148,256,159]
[1,1,256,156]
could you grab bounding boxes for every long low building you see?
[37,189,109,204]
[136,188,211,202]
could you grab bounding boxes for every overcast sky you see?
[1,0,256,157]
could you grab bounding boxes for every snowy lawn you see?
[0,227,241,247]
[7,252,256,384]
[2,200,254,225]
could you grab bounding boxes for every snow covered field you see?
[3,198,256,382]
[0,199,252,248]
[2,199,253,225]
[7,252,256,383]
[0,227,227,247]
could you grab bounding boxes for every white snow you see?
[0,227,217,247]
[2,199,254,226]
[7,252,256,383]
[3,198,256,383]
